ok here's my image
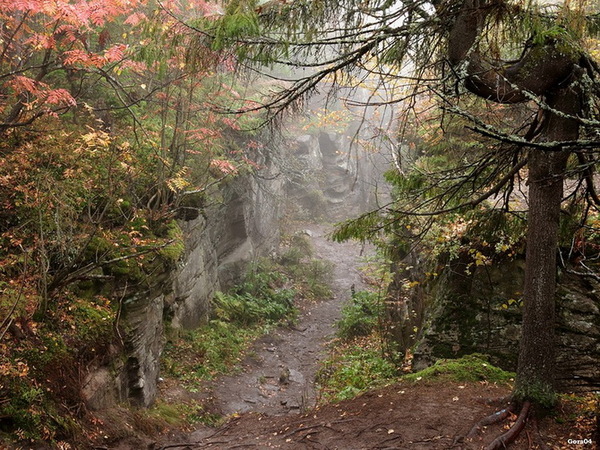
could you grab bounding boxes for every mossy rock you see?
[176,192,206,221]
[403,353,515,384]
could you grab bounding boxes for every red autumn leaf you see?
[103,43,127,63]
[44,89,77,106]
[210,159,238,175]
[10,76,41,95]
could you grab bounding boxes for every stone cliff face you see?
[83,171,283,409]
[288,129,389,221]
[83,114,391,410]
[391,255,600,392]
[170,174,282,331]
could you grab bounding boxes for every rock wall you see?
[171,172,283,330]
[280,85,394,221]
[83,170,283,409]
[393,255,600,392]
[287,129,389,221]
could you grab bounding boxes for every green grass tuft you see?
[403,354,515,384]
[316,335,399,403]
[337,290,383,339]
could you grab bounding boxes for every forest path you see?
[143,223,574,450]
[200,222,373,418]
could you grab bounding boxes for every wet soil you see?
[161,381,513,449]
[201,223,372,417]
[108,223,596,450]
[153,380,593,450]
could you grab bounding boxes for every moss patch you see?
[403,354,515,384]
[514,378,558,408]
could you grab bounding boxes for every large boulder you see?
[395,254,600,392]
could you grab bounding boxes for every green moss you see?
[106,257,144,281]
[134,400,224,431]
[403,354,515,384]
[84,235,113,260]
[70,298,115,346]
[0,293,117,445]
[145,402,190,426]
[529,25,582,60]
[159,220,184,263]
[514,378,558,408]
[21,333,69,369]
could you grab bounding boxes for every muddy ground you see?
[153,380,593,449]
[109,223,596,450]
[201,223,373,417]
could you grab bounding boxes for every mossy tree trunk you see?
[447,0,582,406]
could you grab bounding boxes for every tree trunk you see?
[445,0,583,406]
[515,149,568,406]
[515,87,580,406]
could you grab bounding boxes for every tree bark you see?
[446,0,582,405]
[515,87,580,405]
[516,148,568,403]
[447,0,576,104]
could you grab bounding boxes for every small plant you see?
[278,234,333,300]
[279,246,305,266]
[314,283,401,403]
[162,320,262,384]
[337,290,384,339]
[316,336,398,403]
[279,234,313,265]
[212,288,295,326]
[290,259,334,300]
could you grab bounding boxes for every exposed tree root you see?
[467,403,517,439]
[466,401,547,450]
[491,401,531,450]
[467,400,534,450]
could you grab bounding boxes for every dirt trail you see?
[202,223,373,417]
[140,223,586,450]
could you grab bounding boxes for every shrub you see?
[337,290,383,339]
[316,337,398,403]
[211,288,295,326]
